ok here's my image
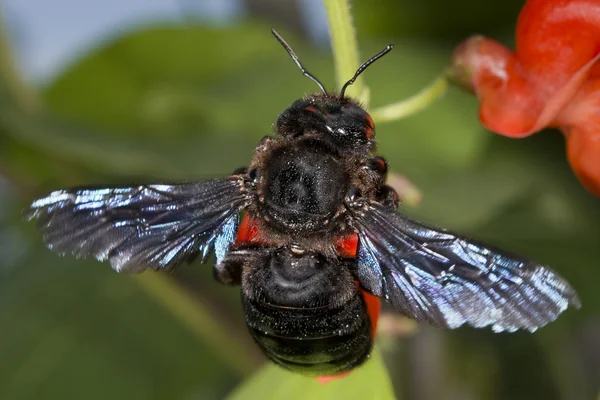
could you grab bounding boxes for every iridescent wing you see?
[349,202,581,332]
[25,178,248,272]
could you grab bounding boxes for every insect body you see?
[26,30,581,377]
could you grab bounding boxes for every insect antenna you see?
[340,45,393,98]
[271,29,328,95]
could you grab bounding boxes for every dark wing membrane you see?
[350,203,581,332]
[25,178,248,272]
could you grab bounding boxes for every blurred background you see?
[0,0,598,399]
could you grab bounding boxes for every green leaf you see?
[227,347,395,400]
[0,240,240,400]
[44,22,283,136]
[0,102,179,178]
[399,149,532,230]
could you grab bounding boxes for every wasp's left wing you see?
[26,178,249,272]
[348,202,580,332]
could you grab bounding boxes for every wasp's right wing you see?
[25,178,249,272]
[349,202,580,332]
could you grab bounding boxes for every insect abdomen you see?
[239,248,373,375]
[242,293,372,376]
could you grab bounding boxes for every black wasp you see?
[26,30,580,378]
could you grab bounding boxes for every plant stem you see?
[0,14,41,111]
[323,0,364,101]
[370,75,448,123]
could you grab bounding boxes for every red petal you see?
[451,36,541,137]
[564,126,600,196]
[516,0,600,79]
[450,0,600,138]
[559,77,600,196]
[516,0,600,132]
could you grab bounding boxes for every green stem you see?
[323,0,364,102]
[370,75,448,123]
[134,273,257,376]
[0,14,41,111]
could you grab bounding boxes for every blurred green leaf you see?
[44,22,283,136]
[227,347,395,400]
[133,272,259,376]
[398,142,533,230]
[0,232,239,400]
[0,102,179,178]
[0,98,260,181]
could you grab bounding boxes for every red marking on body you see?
[317,372,350,384]
[392,189,399,203]
[365,114,375,139]
[334,233,381,336]
[374,156,387,172]
[362,288,381,338]
[235,214,269,246]
[335,233,358,258]
[365,113,375,129]
[305,105,318,113]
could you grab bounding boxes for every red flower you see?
[449,0,600,196]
